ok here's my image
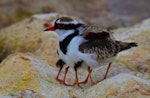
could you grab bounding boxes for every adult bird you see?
[44,17,138,88]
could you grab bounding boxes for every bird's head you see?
[44,17,83,36]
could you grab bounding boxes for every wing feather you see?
[83,31,110,40]
[80,25,114,40]
[79,38,119,59]
[79,25,117,59]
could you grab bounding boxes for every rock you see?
[85,74,150,98]
[12,90,44,98]
[0,53,150,98]
[0,53,82,97]
[113,19,150,77]
[0,13,59,65]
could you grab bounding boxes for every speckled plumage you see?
[79,38,119,60]
[77,24,137,64]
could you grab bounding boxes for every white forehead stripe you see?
[56,20,79,24]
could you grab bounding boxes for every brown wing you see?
[79,38,120,60]
[80,25,114,40]
[83,31,110,40]
[79,25,118,59]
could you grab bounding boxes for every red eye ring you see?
[57,24,64,28]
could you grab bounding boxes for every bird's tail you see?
[116,41,138,51]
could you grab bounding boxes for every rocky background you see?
[0,0,150,98]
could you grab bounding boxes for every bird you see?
[44,16,138,88]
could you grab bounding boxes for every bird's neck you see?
[56,29,75,41]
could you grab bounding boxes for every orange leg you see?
[73,70,83,88]
[55,66,73,86]
[61,66,73,86]
[73,67,96,88]
[88,67,97,86]
[96,62,112,84]
[78,67,96,86]
[103,62,112,80]
[55,67,63,83]
[73,61,84,88]
[79,62,112,86]
[78,67,91,84]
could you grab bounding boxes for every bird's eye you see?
[57,24,64,28]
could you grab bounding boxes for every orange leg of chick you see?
[55,67,63,83]
[74,70,83,88]
[55,66,73,86]
[73,61,84,88]
[73,66,96,87]
[78,62,112,86]
[88,67,97,86]
[61,66,73,86]
[78,67,95,86]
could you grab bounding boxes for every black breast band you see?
[59,30,79,54]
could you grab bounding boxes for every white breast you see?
[58,35,99,68]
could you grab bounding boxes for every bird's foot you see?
[73,81,83,89]
[55,77,63,83]
[91,78,107,86]
[55,77,73,86]
[90,81,97,86]
[61,81,73,86]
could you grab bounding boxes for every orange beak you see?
[44,26,56,31]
